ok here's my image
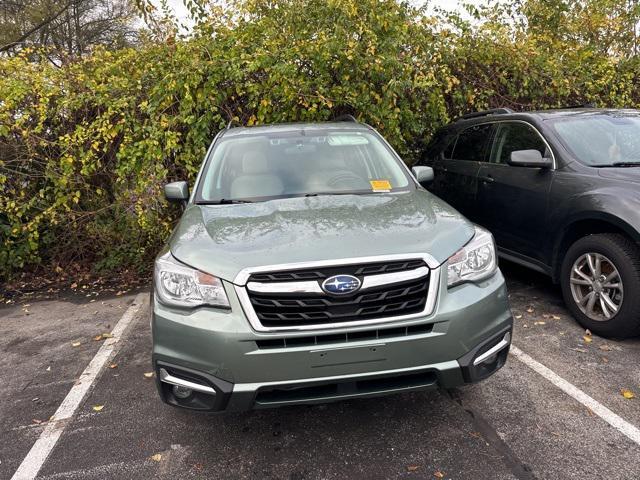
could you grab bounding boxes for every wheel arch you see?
[552,213,640,283]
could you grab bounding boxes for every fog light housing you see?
[474,332,511,366]
[172,385,193,399]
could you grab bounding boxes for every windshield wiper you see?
[304,191,371,197]
[607,162,640,167]
[198,199,253,204]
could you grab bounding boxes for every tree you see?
[0,0,139,56]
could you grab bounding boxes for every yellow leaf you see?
[434,471,445,479]
[72,342,81,347]
[621,389,635,399]
[92,405,104,412]
[583,336,593,344]
[143,372,154,378]
[93,335,103,341]
[151,453,162,462]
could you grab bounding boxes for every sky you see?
[160,0,483,25]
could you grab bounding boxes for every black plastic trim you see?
[154,360,234,412]
[457,323,512,383]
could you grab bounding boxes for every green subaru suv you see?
[152,117,512,412]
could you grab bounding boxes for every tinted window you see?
[451,124,494,162]
[421,129,456,164]
[492,122,548,164]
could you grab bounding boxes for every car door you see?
[427,123,494,221]
[476,121,554,265]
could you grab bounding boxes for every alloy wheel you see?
[569,253,624,321]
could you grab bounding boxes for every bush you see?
[1,0,639,279]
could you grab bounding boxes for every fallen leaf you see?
[583,336,593,344]
[109,363,118,369]
[72,342,81,347]
[552,315,561,320]
[434,471,445,479]
[101,333,113,339]
[407,465,419,472]
[70,282,78,289]
[515,314,523,319]
[599,344,613,351]
[143,372,154,378]
[601,356,609,363]
[572,348,588,353]
[93,335,103,341]
[46,366,51,372]
[621,389,635,399]
[526,307,534,313]
[151,453,162,462]
[92,405,104,412]
[32,419,43,424]
[534,321,546,326]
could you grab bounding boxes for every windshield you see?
[551,114,640,166]
[196,129,412,202]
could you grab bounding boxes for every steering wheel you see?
[326,172,367,189]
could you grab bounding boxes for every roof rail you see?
[457,108,514,121]
[564,103,596,109]
[334,114,358,122]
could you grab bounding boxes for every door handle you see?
[479,175,495,184]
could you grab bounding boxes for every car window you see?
[420,129,456,164]
[451,124,494,162]
[491,122,548,165]
[550,115,640,166]
[197,130,413,202]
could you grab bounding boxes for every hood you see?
[169,191,474,283]
[599,167,640,184]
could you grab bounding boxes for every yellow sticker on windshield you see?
[370,180,392,191]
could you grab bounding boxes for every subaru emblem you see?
[322,275,361,295]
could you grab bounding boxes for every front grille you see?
[255,323,434,349]
[255,370,438,406]
[248,259,426,283]
[245,259,430,329]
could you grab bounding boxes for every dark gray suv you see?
[418,108,640,338]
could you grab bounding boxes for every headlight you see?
[154,252,230,308]
[447,226,497,287]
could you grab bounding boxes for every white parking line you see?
[510,345,640,446]
[11,293,147,480]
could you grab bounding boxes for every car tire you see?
[560,234,640,339]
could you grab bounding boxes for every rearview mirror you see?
[164,181,189,204]
[508,150,553,168]
[411,166,434,185]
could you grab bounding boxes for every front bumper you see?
[152,269,512,412]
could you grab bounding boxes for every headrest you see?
[241,150,268,174]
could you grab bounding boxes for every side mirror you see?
[411,166,435,185]
[508,150,553,168]
[164,181,189,204]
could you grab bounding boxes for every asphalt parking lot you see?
[1,263,639,480]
